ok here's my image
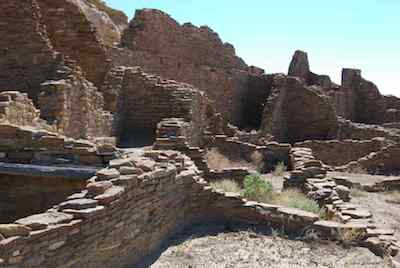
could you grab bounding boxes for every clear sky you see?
[105,0,399,96]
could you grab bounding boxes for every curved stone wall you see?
[0,150,324,267]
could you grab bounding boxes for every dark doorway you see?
[117,128,156,148]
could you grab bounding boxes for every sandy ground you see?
[138,224,386,268]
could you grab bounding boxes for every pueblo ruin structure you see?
[0,1,400,267]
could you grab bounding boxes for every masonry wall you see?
[0,91,55,132]
[0,0,60,103]
[0,124,114,166]
[39,65,114,140]
[0,151,322,267]
[0,175,86,224]
[112,9,252,126]
[37,0,111,87]
[295,139,385,167]
[117,68,209,146]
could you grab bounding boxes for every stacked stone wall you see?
[37,0,111,86]
[295,138,386,167]
[0,91,55,132]
[0,0,60,103]
[39,64,114,140]
[0,124,115,166]
[0,150,325,267]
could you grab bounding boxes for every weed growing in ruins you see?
[385,191,400,204]
[210,179,242,193]
[350,187,368,198]
[273,161,287,177]
[273,189,321,214]
[337,228,365,244]
[243,173,274,203]
[347,165,368,175]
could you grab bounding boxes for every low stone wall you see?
[0,174,86,224]
[0,150,326,268]
[354,144,400,175]
[286,147,400,258]
[207,167,250,186]
[0,124,115,166]
[213,135,291,171]
[338,118,400,142]
[295,138,385,167]
[0,91,55,132]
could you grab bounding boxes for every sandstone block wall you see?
[112,9,252,126]
[0,124,115,166]
[261,76,338,143]
[286,147,399,257]
[0,0,60,103]
[0,150,324,268]
[213,135,291,171]
[116,67,209,146]
[295,138,385,167]
[337,118,400,142]
[37,0,111,87]
[39,64,114,140]
[0,91,55,132]
[0,174,86,224]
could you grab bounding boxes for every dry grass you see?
[272,189,322,214]
[211,175,322,215]
[273,162,287,177]
[206,148,256,170]
[350,187,368,198]
[347,165,368,175]
[338,228,365,243]
[210,179,242,193]
[385,191,400,204]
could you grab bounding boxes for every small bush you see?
[210,179,241,193]
[273,161,287,177]
[273,189,321,214]
[243,173,274,202]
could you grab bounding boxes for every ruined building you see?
[0,1,399,267]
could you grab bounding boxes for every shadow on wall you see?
[117,128,156,148]
[0,174,86,223]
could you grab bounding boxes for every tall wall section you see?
[113,9,251,126]
[0,0,60,103]
[37,0,111,87]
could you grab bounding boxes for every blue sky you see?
[105,0,399,96]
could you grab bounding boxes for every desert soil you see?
[140,224,386,268]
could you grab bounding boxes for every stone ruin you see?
[0,1,400,267]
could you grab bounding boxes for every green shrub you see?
[273,161,287,176]
[243,173,274,202]
[210,179,241,193]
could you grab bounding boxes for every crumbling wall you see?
[0,175,85,223]
[295,138,385,167]
[37,0,111,87]
[0,91,55,131]
[341,69,386,124]
[116,67,209,147]
[113,9,251,126]
[0,0,60,103]
[0,150,322,268]
[0,124,115,166]
[261,76,338,144]
[337,118,400,142]
[39,64,114,140]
